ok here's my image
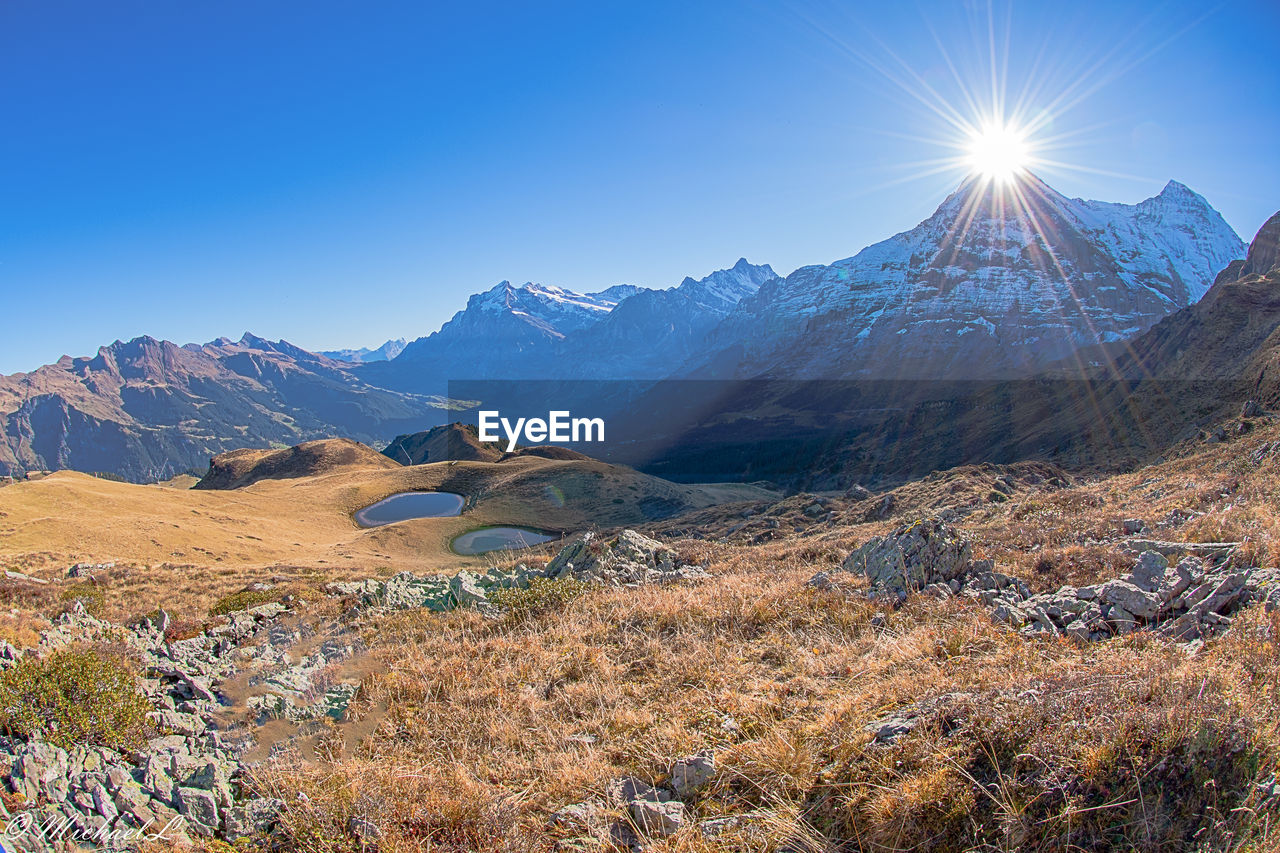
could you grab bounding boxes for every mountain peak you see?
[1240,210,1280,278]
[933,170,1062,221]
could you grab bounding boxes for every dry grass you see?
[222,421,1280,851]
[17,418,1280,850]
[241,557,1280,851]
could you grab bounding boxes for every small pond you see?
[354,491,465,527]
[451,526,558,556]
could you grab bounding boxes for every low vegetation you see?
[209,587,278,617]
[0,647,152,752]
[488,575,591,622]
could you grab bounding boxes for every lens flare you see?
[965,122,1031,184]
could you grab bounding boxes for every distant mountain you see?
[379,281,642,384]
[690,175,1243,380]
[0,334,446,481]
[319,338,407,363]
[557,259,778,378]
[361,262,775,391]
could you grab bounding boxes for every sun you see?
[965,122,1031,184]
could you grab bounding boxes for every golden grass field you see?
[0,452,772,628]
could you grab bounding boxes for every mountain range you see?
[0,334,445,481]
[361,259,779,391]
[691,177,1242,380]
[0,174,1257,482]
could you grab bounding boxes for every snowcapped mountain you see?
[362,263,774,388]
[320,338,407,363]
[383,280,644,383]
[559,259,778,378]
[695,174,1244,380]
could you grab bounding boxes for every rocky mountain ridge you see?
[0,335,444,482]
[692,175,1243,380]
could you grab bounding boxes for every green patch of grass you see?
[58,582,105,617]
[209,588,277,617]
[489,577,590,622]
[0,648,152,752]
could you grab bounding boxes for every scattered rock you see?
[545,530,708,586]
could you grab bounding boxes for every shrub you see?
[209,588,276,617]
[488,577,590,621]
[0,648,152,751]
[59,582,105,617]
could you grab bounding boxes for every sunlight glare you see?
[965,123,1031,184]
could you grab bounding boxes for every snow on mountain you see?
[559,259,779,378]
[695,174,1243,380]
[363,263,775,389]
[320,338,407,363]
[380,280,649,385]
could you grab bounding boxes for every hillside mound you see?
[505,445,592,461]
[195,438,401,490]
[381,423,503,465]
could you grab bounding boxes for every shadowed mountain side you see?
[381,423,505,465]
[195,439,402,490]
[597,378,1226,490]
[1094,211,1280,384]
[582,211,1278,488]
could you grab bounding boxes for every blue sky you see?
[1,0,1277,374]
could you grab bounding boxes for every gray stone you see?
[176,786,219,836]
[806,571,832,589]
[629,800,684,837]
[1101,579,1159,620]
[1130,550,1170,592]
[11,742,71,803]
[1106,602,1139,633]
[544,530,693,586]
[91,781,119,822]
[668,753,715,798]
[609,776,668,805]
[449,571,489,607]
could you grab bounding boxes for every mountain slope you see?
[693,175,1243,380]
[1100,210,1280,383]
[557,259,778,378]
[0,334,446,481]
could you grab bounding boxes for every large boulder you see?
[544,530,707,585]
[841,518,973,602]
